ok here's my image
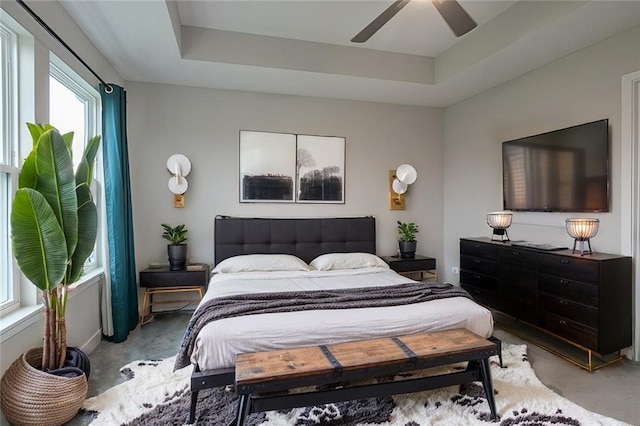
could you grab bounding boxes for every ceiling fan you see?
[351,0,477,43]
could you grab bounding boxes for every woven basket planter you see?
[0,348,87,426]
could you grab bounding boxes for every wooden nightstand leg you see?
[140,289,153,325]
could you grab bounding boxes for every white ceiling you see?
[60,0,640,107]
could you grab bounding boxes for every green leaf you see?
[61,132,74,150]
[11,189,67,291]
[68,184,97,283]
[75,136,101,186]
[34,130,78,257]
[18,151,37,189]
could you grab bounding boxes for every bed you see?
[178,216,494,419]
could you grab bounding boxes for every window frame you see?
[0,21,21,315]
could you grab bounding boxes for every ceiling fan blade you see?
[431,0,477,37]
[351,0,411,43]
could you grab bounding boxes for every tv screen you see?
[502,119,609,212]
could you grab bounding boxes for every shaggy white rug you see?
[81,344,630,426]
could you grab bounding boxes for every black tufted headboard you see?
[214,216,376,265]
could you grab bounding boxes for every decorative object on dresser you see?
[397,221,419,258]
[161,223,188,270]
[1,124,100,425]
[486,211,513,242]
[139,263,210,325]
[459,237,632,372]
[389,164,418,210]
[381,254,437,281]
[566,218,599,255]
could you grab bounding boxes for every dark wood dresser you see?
[459,237,632,371]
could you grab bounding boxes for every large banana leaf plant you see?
[11,123,100,371]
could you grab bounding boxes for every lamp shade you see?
[395,164,417,185]
[566,218,599,255]
[486,212,513,229]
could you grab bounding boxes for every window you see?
[49,56,102,272]
[0,21,19,314]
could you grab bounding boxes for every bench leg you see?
[479,358,498,421]
[235,394,251,426]
[487,336,503,368]
[189,390,199,424]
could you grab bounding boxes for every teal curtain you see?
[100,83,138,342]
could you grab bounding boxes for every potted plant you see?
[397,221,419,259]
[162,223,188,270]
[1,124,100,425]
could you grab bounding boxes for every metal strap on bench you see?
[391,336,418,363]
[319,345,343,374]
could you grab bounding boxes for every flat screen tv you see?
[502,119,609,212]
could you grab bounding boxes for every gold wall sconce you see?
[389,164,417,210]
[167,154,191,208]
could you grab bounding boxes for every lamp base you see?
[572,238,593,255]
[491,228,510,242]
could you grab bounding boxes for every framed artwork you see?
[296,135,345,203]
[239,131,345,203]
[239,131,296,202]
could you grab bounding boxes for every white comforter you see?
[190,267,494,370]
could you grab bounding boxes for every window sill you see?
[0,269,104,343]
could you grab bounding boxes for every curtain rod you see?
[16,0,113,93]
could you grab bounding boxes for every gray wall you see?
[126,84,444,273]
[442,25,640,283]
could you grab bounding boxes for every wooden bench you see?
[233,328,499,425]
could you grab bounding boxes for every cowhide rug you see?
[81,344,629,425]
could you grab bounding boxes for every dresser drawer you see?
[460,270,497,292]
[498,293,537,324]
[460,240,497,261]
[460,255,497,276]
[461,284,497,308]
[538,273,598,306]
[498,247,538,268]
[538,293,598,328]
[538,311,597,350]
[499,263,537,289]
[538,254,599,283]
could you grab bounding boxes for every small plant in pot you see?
[162,223,188,271]
[397,221,419,259]
[1,124,99,425]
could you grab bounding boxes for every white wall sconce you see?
[487,211,513,242]
[389,164,417,210]
[566,218,599,255]
[167,154,191,208]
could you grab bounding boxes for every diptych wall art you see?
[240,130,345,203]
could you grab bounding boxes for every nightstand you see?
[139,263,210,325]
[381,255,438,282]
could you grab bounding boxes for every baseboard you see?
[80,327,103,355]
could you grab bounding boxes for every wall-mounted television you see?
[502,119,609,212]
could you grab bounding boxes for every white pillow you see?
[212,254,310,273]
[309,253,389,271]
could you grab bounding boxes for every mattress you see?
[190,267,494,371]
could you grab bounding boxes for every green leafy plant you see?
[11,123,100,371]
[161,223,188,245]
[397,221,419,242]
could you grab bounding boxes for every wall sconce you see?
[566,218,599,255]
[389,164,417,210]
[487,211,513,242]
[167,154,191,208]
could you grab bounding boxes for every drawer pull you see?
[559,320,567,325]
[560,259,569,264]
[559,279,568,285]
[474,275,481,279]
[512,251,519,256]
[559,300,569,305]
[474,259,481,264]
[474,244,480,248]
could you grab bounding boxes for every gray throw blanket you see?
[174,282,471,370]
